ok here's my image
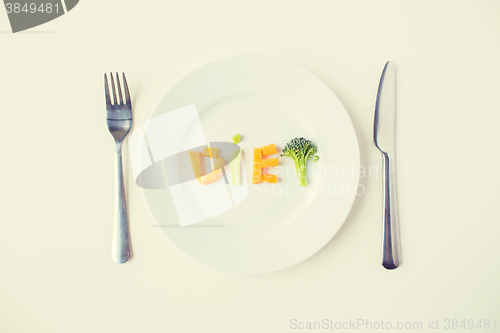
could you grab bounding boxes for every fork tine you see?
[123,73,131,105]
[115,72,124,105]
[104,73,112,108]
[110,72,118,105]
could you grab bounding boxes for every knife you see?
[373,61,401,270]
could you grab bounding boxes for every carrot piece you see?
[262,174,277,183]
[201,147,218,158]
[252,148,262,184]
[253,147,262,163]
[252,163,262,184]
[212,157,224,174]
[262,158,278,168]
[188,151,202,183]
[200,172,219,185]
[262,144,277,156]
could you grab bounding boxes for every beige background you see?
[1,1,499,332]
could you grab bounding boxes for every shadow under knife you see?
[0,31,56,34]
[150,225,225,228]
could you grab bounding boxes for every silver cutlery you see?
[373,61,401,270]
[105,73,132,264]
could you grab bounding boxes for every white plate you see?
[142,55,360,274]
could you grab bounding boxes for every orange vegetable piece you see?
[201,147,218,158]
[252,148,262,184]
[262,174,277,183]
[252,164,262,184]
[200,172,218,185]
[189,150,222,185]
[253,147,262,163]
[262,144,277,156]
[212,157,224,174]
[261,158,278,168]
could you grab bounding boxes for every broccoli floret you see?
[280,137,319,186]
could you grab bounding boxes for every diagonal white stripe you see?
[60,0,68,13]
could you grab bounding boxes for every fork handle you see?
[112,145,131,264]
[381,152,401,269]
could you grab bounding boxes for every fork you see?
[105,73,132,264]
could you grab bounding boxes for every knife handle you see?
[381,152,401,269]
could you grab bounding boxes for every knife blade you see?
[374,61,396,152]
[373,61,401,270]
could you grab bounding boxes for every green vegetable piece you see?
[232,133,241,144]
[230,149,241,186]
[281,137,319,186]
